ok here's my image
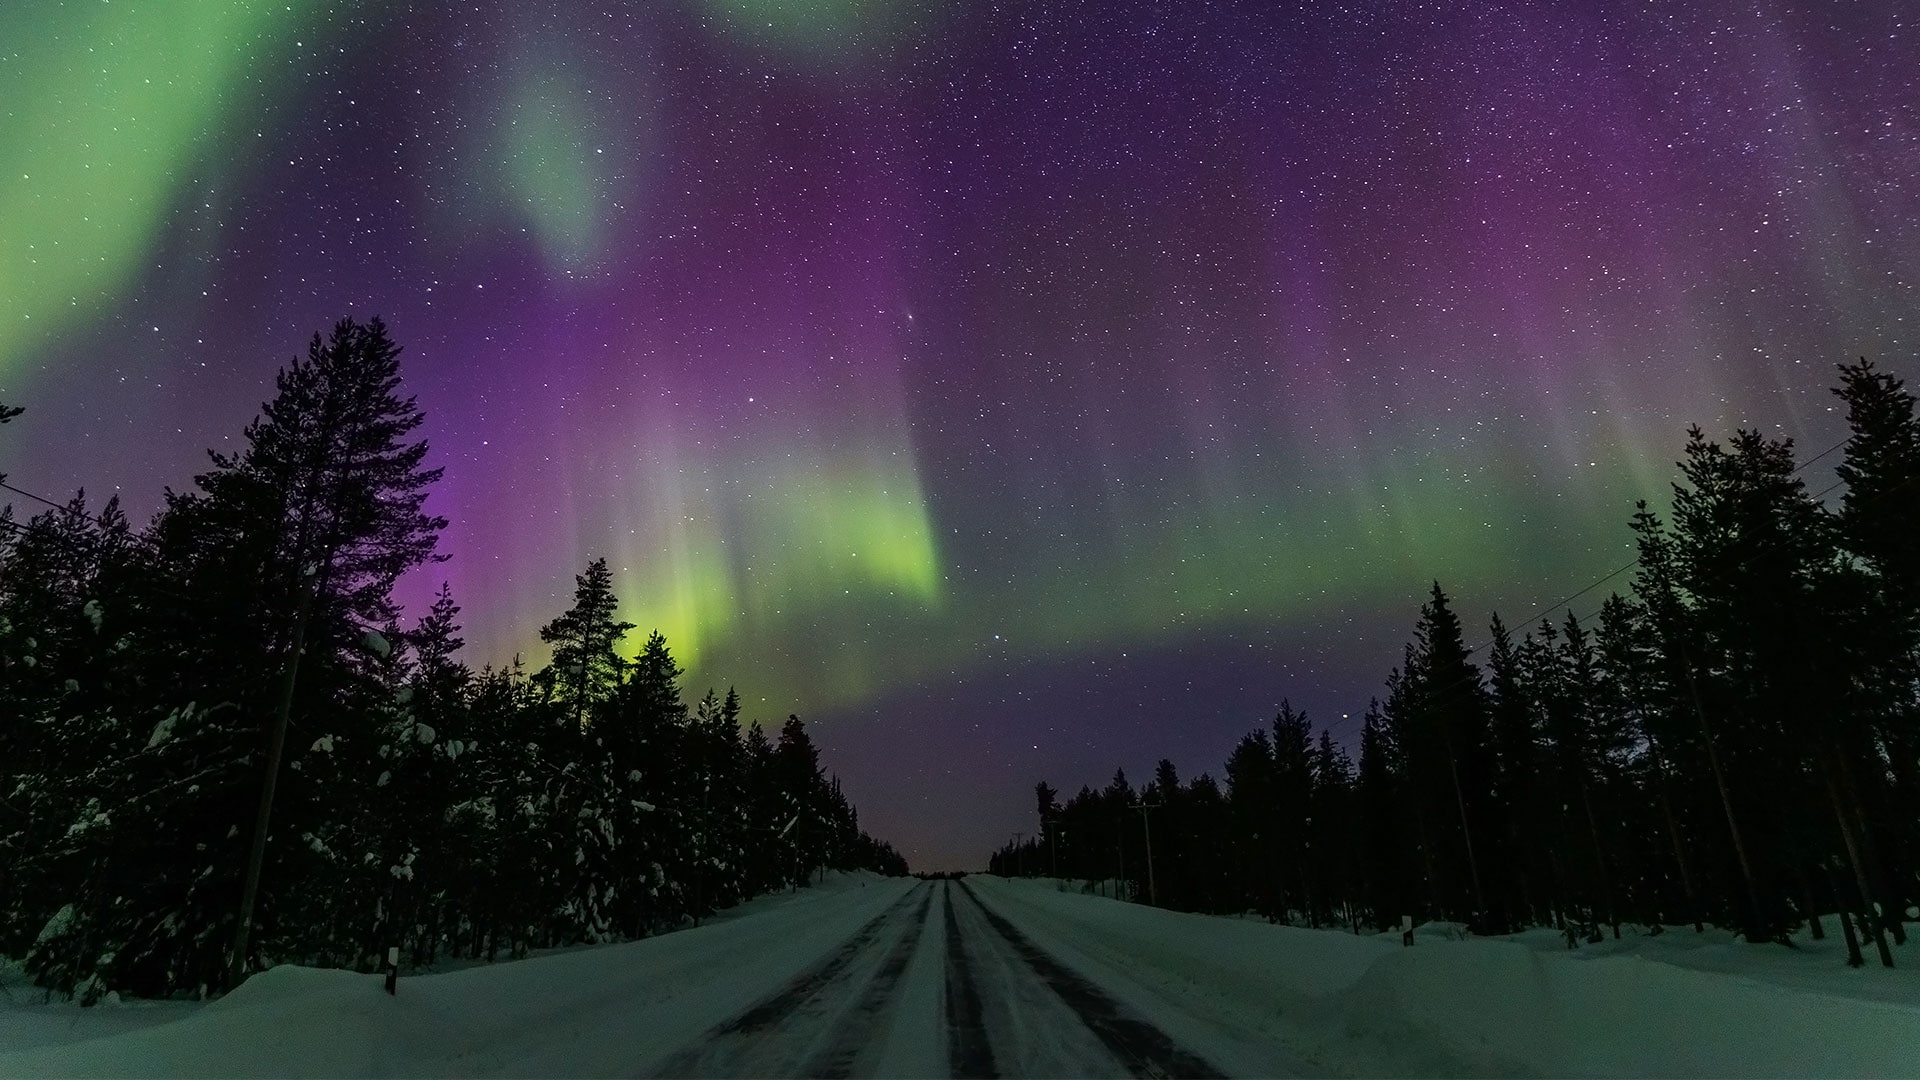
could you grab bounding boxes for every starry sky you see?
[2,1,1916,869]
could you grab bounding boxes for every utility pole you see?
[1136,802,1159,907]
[230,392,357,991]
[1678,640,1766,942]
[229,562,319,990]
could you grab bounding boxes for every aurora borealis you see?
[3,1,1915,867]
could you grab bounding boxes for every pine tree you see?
[1310,728,1356,930]
[537,559,633,731]
[1485,613,1539,931]
[12,318,452,995]
[1671,427,1861,946]
[1540,612,1623,941]
[1408,583,1494,926]
[1832,360,1920,942]
[687,687,747,922]
[613,630,686,932]
[1105,767,1136,898]
[1272,702,1314,922]
[1835,360,1920,616]
[1185,773,1231,912]
[1595,592,1704,932]
[1036,781,1061,878]
[1223,729,1277,918]
[774,716,826,886]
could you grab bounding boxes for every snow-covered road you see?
[644,877,1235,1078]
[7,871,1918,1077]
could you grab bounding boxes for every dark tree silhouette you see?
[0,321,907,1002]
[999,360,1919,968]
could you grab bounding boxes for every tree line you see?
[993,360,1918,968]
[0,318,906,1003]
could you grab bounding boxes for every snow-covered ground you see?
[967,876,1920,1077]
[0,872,920,1077]
[4,872,1917,1077]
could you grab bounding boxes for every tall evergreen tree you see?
[1223,729,1277,918]
[1408,583,1494,925]
[1833,360,1920,939]
[1309,728,1356,930]
[1484,614,1539,931]
[1271,701,1314,921]
[537,559,633,730]
[1356,698,1407,929]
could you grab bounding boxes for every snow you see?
[81,599,103,631]
[0,960,197,1055]
[63,804,110,840]
[31,907,75,950]
[0,873,910,1078]
[146,712,178,749]
[361,630,391,658]
[960,876,1920,1078]
[4,873,1914,1078]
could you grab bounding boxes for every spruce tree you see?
[537,559,633,730]
[1310,728,1356,930]
[1223,729,1277,918]
[1835,360,1920,614]
[1485,614,1539,931]
[1356,697,1406,929]
[1408,583,1494,925]
[770,716,837,887]
[1272,702,1314,921]
[1833,360,1920,942]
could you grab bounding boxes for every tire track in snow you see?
[649,882,925,1077]
[958,880,1225,1080]
[802,885,935,1078]
[941,880,1000,1079]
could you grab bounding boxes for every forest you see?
[992,359,1920,969]
[0,319,907,1004]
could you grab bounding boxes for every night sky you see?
[3,1,1915,869]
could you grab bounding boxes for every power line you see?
[1321,429,1869,743]
[1420,436,1905,715]
[1468,431,1855,657]
[0,479,170,558]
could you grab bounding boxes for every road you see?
[647,878,1229,1079]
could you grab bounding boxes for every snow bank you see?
[0,960,196,1054]
[1340,939,1918,1077]
[968,876,1920,1078]
[0,872,911,1078]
